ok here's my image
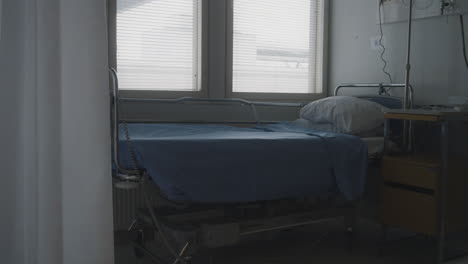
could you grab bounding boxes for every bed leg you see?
[345,226,354,253]
[127,218,145,259]
[344,209,356,253]
[172,242,191,264]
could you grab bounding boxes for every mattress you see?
[292,119,387,156]
[118,123,368,203]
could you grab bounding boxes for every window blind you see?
[117,0,200,91]
[232,0,324,94]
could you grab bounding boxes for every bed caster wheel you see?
[345,227,354,253]
[183,256,193,264]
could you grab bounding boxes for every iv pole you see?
[403,0,414,151]
[404,0,414,110]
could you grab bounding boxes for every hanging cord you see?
[378,0,394,96]
[120,120,189,263]
[113,67,188,263]
[141,174,189,264]
[461,15,468,69]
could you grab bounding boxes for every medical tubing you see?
[121,121,188,263]
[122,122,139,173]
[142,175,189,264]
[379,0,394,89]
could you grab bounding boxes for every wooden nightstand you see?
[380,110,468,264]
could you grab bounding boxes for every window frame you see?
[107,0,209,99]
[108,0,329,101]
[224,0,329,102]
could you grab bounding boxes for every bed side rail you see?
[118,97,305,125]
[109,68,306,182]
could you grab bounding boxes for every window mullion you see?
[206,0,229,98]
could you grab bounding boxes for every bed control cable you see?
[461,15,468,70]
[141,174,190,264]
[121,122,190,264]
[122,121,139,173]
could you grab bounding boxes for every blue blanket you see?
[118,123,368,203]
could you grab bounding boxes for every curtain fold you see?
[0,0,114,263]
[60,0,114,263]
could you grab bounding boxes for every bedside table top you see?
[384,109,468,122]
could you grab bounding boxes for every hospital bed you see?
[110,69,408,263]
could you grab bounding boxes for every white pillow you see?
[299,96,387,135]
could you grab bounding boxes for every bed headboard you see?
[356,95,403,109]
[334,83,413,109]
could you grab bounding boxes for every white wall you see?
[329,0,468,105]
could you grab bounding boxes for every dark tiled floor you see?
[115,218,468,264]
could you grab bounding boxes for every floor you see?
[115,217,468,264]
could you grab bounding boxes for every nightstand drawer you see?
[382,156,438,191]
[381,186,437,235]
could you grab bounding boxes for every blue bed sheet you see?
[118,123,368,203]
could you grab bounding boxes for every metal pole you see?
[437,121,449,264]
[109,68,141,178]
[404,0,414,110]
[383,118,390,155]
[334,83,414,108]
[403,0,414,152]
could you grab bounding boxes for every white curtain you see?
[0,0,114,264]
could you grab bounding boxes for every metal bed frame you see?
[110,70,364,264]
[112,80,413,180]
[335,83,414,152]
[334,83,413,108]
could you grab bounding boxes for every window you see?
[110,0,327,100]
[116,0,201,92]
[229,0,325,97]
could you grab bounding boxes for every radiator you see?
[112,183,160,231]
